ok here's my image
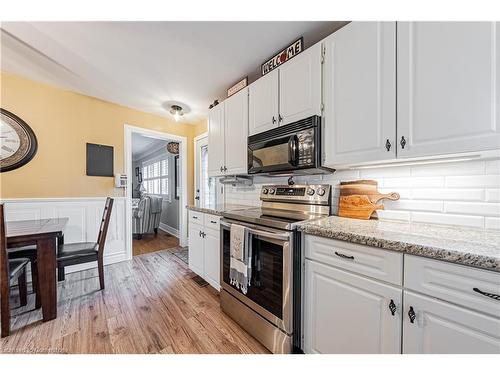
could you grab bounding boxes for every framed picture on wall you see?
[135,166,140,177]
[174,155,179,200]
[138,172,143,183]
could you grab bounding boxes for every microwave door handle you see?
[288,135,298,166]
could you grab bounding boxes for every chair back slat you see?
[96,198,114,256]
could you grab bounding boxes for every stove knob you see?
[307,188,315,196]
[269,188,276,194]
[262,188,268,194]
[317,188,326,196]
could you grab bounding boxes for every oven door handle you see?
[221,221,290,241]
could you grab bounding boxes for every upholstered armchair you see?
[132,195,163,239]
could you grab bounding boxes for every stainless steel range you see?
[220,184,331,353]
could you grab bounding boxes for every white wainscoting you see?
[2,197,127,274]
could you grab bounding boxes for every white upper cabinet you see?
[323,22,397,167]
[279,43,322,126]
[207,102,225,177]
[249,69,279,136]
[403,291,500,354]
[224,88,248,175]
[397,22,500,158]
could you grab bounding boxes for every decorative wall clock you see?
[0,108,38,172]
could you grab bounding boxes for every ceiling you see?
[0,21,346,124]
[132,133,169,160]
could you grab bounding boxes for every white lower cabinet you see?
[402,291,500,354]
[304,259,402,354]
[303,235,500,354]
[188,223,204,277]
[188,211,221,290]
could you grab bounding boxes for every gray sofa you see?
[132,194,163,239]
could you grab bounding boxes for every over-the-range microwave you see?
[247,115,334,175]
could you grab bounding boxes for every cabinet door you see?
[304,260,402,354]
[207,103,225,177]
[279,43,322,126]
[403,291,500,354]
[203,228,220,291]
[224,88,248,175]
[188,224,204,277]
[322,22,396,167]
[397,22,500,158]
[248,69,279,136]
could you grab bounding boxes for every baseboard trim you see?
[159,223,179,238]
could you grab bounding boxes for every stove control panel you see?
[260,184,331,204]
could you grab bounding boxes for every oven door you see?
[248,134,299,174]
[220,219,293,334]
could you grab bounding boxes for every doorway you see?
[124,125,188,260]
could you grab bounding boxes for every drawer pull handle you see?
[334,251,354,260]
[210,220,217,224]
[473,288,500,301]
[389,299,397,316]
[408,306,416,323]
[192,216,198,219]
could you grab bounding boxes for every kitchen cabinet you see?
[248,44,322,136]
[208,89,248,177]
[224,88,249,175]
[397,22,500,158]
[303,235,500,354]
[188,210,221,290]
[249,69,278,136]
[279,43,322,126]
[188,221,204,277]
[402,291,500,354]
[207,102,225,177]
[304,259,402,354]
[322,21,397,167]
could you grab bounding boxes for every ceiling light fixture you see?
[170,105,183,122]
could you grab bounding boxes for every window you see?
[142,156,169,198]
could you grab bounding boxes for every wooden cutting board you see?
[339,180,400,219]
[338,195,384,220]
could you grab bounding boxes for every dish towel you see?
[229,224,252,294]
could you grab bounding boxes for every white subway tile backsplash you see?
[411,188,484,201]
[485,160,500,174]
[444,202,500,216]
[411,212,484,228]
[384,199,443,212]
[485,189,500,202]
[445,175,500,188]
[485,217,500,230]
[382,176,445,188]
[224,158,500,230]
[410,161,485,176]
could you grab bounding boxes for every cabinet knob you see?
[400,136,407,150]
[389,299,397,316]
[272,116,276,124]
[408,306,416,323]
[224,166,227,172]
[278,114,283,123]
[220,166,224,173]
[385,139,392,152]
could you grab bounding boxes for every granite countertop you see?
[298,216,500,272]
[187,203,253,216]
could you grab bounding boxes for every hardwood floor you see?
[132,229,179,256]
[0,248,268,354]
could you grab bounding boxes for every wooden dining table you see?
[6,217,68,321]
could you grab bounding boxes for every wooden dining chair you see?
[1,204,31,338]
[7,245,40,309]
[56,198,113,290]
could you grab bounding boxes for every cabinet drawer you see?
[189,211,204,226]
[305,235,403,285]
[404,255,500,318]
[205,214,221,231]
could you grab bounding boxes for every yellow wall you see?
[0,72,207,204]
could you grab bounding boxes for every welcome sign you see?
[261,37,304,76]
